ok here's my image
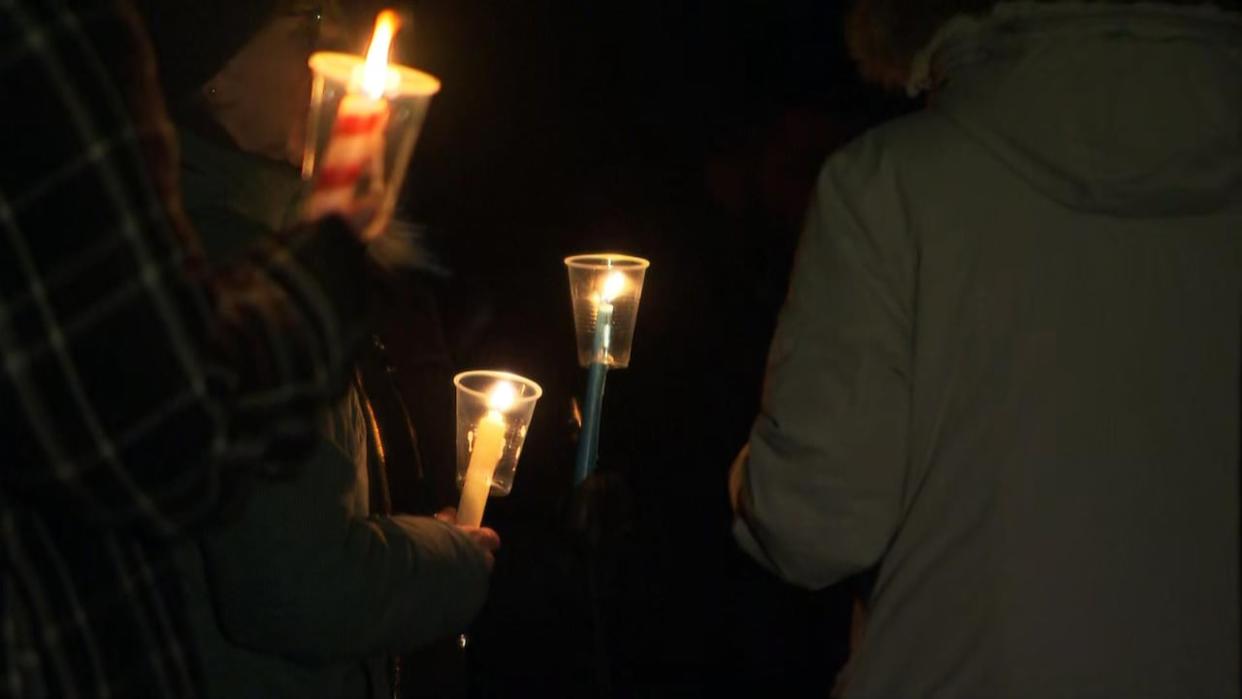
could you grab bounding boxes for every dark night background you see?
[375,2,912,695]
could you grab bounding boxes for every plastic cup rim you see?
[453,370,543,404]
[564,253,650,271]
[308,51,441,97]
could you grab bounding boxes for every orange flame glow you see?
[362,10,400,99]
[601,271,627,303]
[487,381,519,413]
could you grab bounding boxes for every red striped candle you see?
[305,94,389,220]
[305,11,399,231]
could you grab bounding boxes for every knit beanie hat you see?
[133,0,279,103]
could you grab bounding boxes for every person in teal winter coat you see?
[134,2,499,696]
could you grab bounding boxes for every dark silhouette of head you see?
[847,0,1241,89]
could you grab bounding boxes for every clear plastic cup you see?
[302,51,440,238]
[454,371,542,502]
[565,254,650,368]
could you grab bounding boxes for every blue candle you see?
[574,273,623,484]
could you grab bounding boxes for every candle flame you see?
[601,271,627,303]
[487,380,519,412]
[362,10,400,99]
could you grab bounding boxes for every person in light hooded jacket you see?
[730,1,1242,697]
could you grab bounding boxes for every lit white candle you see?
[457,380,518,527]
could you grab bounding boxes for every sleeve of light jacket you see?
[731,140,915,590]
[201,441,489,661]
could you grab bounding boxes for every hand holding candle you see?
[436,508,502,570]
[454,371,543,528]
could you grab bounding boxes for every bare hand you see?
[437,507,501,571]
[303,191,386,242]
[344,192,385,242]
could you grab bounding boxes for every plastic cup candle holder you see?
[302,10,441,238]
[565,254,650,369]
[454,370,542,528]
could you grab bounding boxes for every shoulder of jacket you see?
[817,109,967,195]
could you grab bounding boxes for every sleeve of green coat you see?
[199,439,490,662]
[731,144,915,590]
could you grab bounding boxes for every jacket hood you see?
[920,3,1242,216]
